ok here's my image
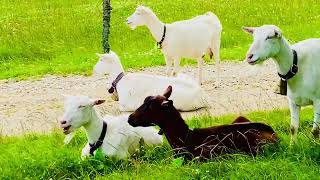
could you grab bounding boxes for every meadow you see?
[0,0,320,79]
[1,109,320,179]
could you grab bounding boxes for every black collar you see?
[89,121,108,155]
[157,25,166,49]
[108,72,125,94]
[278,49,298,81]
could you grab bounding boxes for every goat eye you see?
[143,102,154,112]
[144,96,152,103]
[265,36,273,40]
[78,105,85,109]
[143,104,150,112]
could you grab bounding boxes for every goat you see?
[59,95,163,159]
[243,25,320,143]
[93,51,209,111]
[126,6,222,85]
[128,86,278,160]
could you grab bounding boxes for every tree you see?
[102,0,112,53]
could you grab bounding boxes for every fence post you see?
[102,0,112,53]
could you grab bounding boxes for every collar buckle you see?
[96,139,104,145]
[108,72,125,95]
[291,63,298,74]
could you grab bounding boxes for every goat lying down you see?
[93,51,209,112]
[59,95,163,159]
[128,86,278,160]
[243,25,320,143]
[127,6,222,85]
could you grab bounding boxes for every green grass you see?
[1,0,320,79]
[1,108,320,179]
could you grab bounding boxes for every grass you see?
[2,1,320,178]
[1,108,320,179]
[1,0,320,79]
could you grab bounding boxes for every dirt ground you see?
[0,61,288,136]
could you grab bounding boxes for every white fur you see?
[126,6,222,85]
[60,95,163,159]
[93,51,209,111]
[243,25,320,143]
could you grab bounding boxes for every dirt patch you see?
[0,61,287,136]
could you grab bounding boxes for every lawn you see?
[1,108,320,179]
[0,0,320,79]
[1,1,320,179]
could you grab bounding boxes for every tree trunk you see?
[102,0,112,53]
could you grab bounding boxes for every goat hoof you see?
[312,128,320,139]
[289,141,295,146]
[289,138,297,146]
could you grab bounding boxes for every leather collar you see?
[278,49,298,81]
[89,121,107,155]
[157,25,166,49]
[108,72,125,94]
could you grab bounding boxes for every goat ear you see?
[93,99,106,106]
[138,5,148,14]
[161,100,173,107]
[242,26,255,34]
[163,85,172,99]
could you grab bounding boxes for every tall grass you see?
[0,0,320,79]
[1,108,320,179]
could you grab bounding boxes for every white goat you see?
[243,25,320,143]
[126,6,222,85]
[60,95,163,159]
[93,51,209,112]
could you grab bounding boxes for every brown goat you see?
[128,86,278,160]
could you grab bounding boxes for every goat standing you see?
[243,25,320,143]
[127,6,222,85]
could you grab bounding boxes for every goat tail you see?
[134,127,163,146]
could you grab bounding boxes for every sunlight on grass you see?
[1,108,320,179]
[0,0,320,79]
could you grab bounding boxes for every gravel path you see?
[0,61,287,136]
